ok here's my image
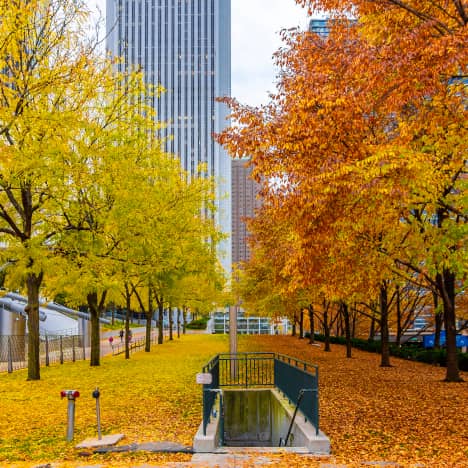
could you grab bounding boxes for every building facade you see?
[231,159,261,265]
[106,0,232,271]
[308,18,329,36]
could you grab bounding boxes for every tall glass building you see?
[106,0,232,271]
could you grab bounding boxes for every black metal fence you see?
[201,352,320,436]
[218,352,275,387]
[111,331,158,356]
[0,335,85,373]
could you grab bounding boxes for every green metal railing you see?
[274,354,319,434]
[202,355,220,435]
[218,352,275,387]
[201,352,319,436]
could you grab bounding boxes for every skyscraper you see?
[106,0,232,271]
[231,159,261,265]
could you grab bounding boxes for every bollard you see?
[60,336,64,364]
[60,390,80,441]
[92,387,102,440]
[7,337,13,373]
[45,336,49,367]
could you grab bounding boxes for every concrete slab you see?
[193,395,221,453]
[214,446,310,454]
[75,433,124,449]
[191,453,274,466]
[136,441,193,453]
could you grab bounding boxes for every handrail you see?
[281,388,314,446]
[275,353,318,375]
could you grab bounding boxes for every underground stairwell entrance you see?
[193,353,330,454]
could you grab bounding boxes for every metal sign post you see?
[92,388,102,440]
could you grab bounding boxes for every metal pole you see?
[60,336,63,364]
[67,399,75,441]
[219,390,224,446]
[229,305,237,380]
[93,388,102,440]
[7,336,13,373]
[45,336,49,367]
[72,335,75,362]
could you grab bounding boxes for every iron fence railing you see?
[0,335,86,373]
[218,352,275,387]
[201,352,320,436]
[111,331,158,356]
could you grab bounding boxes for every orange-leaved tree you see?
[218,1,466,381]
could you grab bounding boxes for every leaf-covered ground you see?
[0,334,228,467]
[239,335,468,467]
[0,333,467,467]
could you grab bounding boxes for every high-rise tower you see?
[106,0,232,271]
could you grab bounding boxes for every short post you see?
[45,336,49,367]
[92,387,102,440]
[7,336,13,373]
[60,336,64,364]
[61,390,80,441]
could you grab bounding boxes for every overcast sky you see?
[87,1,309,107]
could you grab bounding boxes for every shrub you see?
[186,317,209,330]
[311,333,468,370]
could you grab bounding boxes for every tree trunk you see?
[182,306,187,334]
[145,288,152,352]
[337,312,343,337]
[157,297,164,344]
[433,291,442,349]
[323,306,331,352]
[291,311,297,337]
[177,307,181,338]
[437,270,462,382]
[395,285,402,347]
[342,302,352,358]
[124,283,131,359]
[87,290,107,367]
[369,311,376,341]
[169,306,173,341]
[351,306,357,338]
[25,271,43,381]
[308,304,315,344]
[380,284,391,367]
[298,308,304,339]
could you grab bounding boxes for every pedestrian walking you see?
[119,329,124,342]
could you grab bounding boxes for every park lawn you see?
[0,334,229,467]
[239,334,468,467]
[0,333,467,467]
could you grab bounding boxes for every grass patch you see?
[0,334,228,466]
